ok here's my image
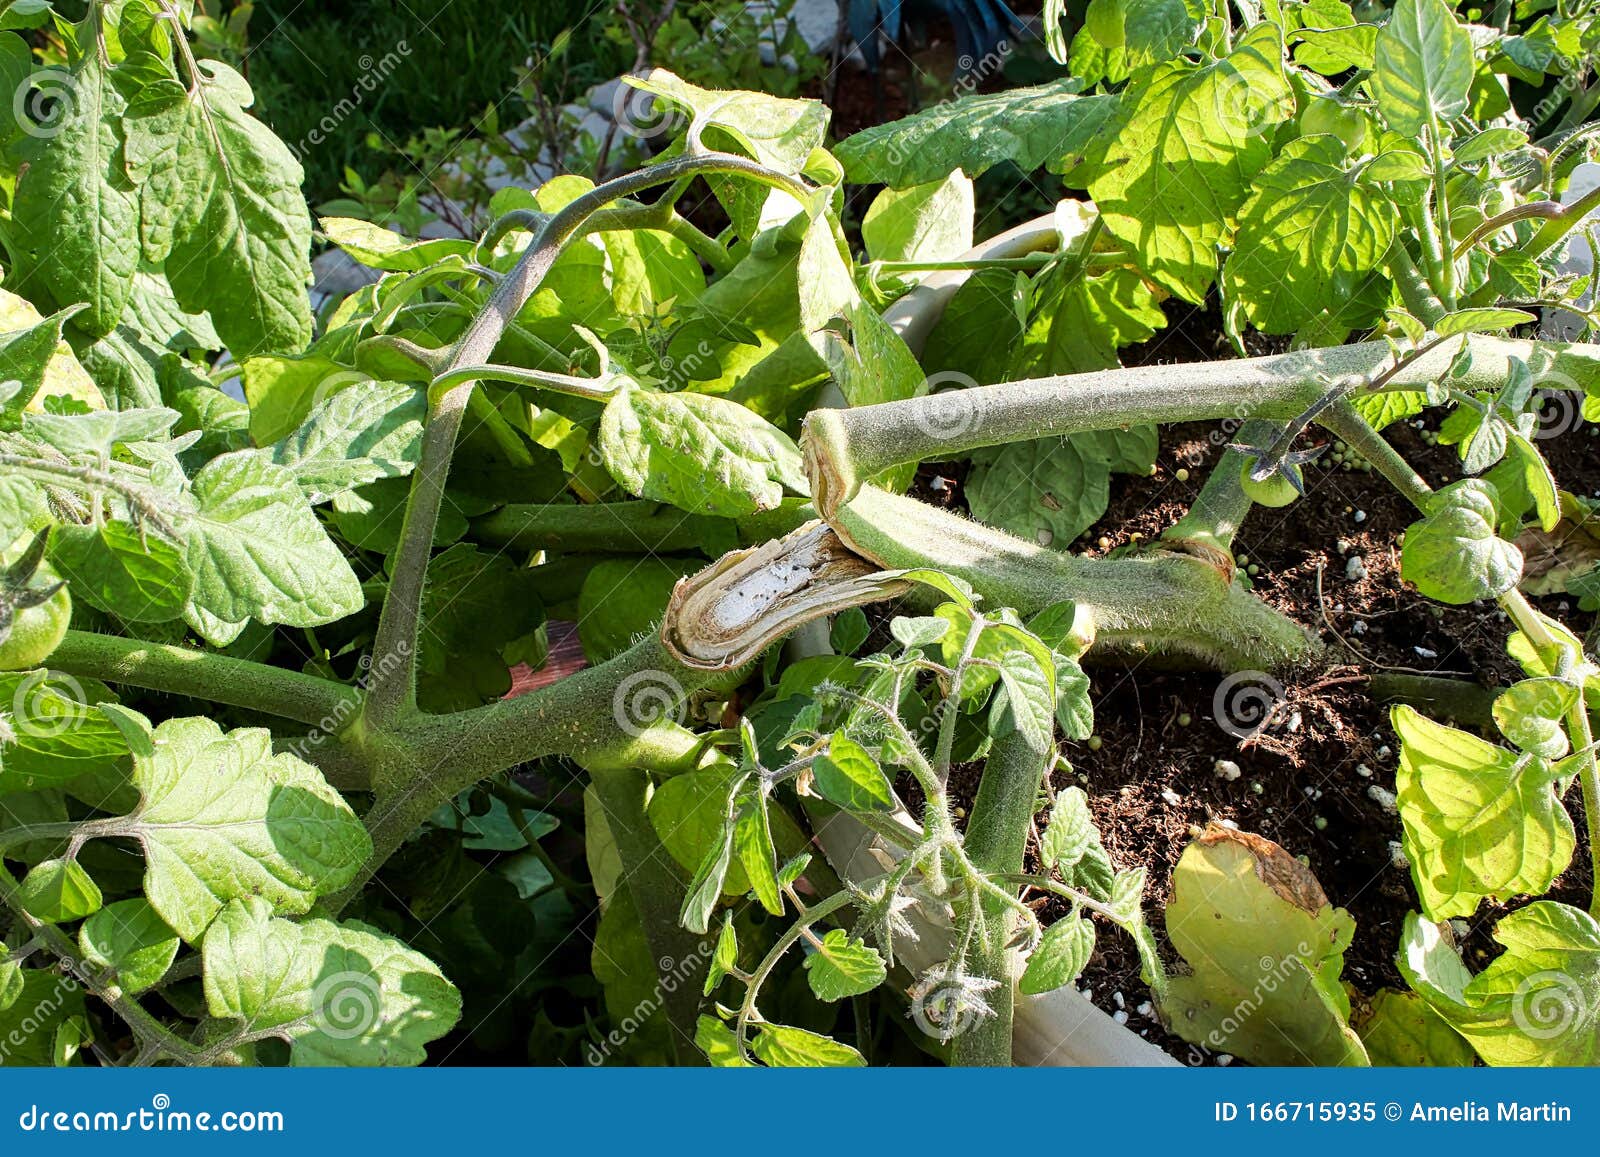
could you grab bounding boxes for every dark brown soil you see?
[922,297,1599,1063]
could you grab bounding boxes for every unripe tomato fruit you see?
[0,545,71,671]
[1239,463,1300,508]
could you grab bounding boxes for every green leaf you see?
[803,929,887,1000]
[17,858,101,924]
[1040,786,1115,898]
[734,788,783,916]
[835,80,1120,187]
[600,227,706,315]
[813,733,895,812]
[12,53,137,338]
[624,67,828,178]
[0,671,130,793]
[111,717,371,942]
[599,385,807,517]
[1493,678,1577,760]
[967,437,1108,548]
[318,217,471,272]
[891,615,950,649]
[1070,0,1205,84]
[1084,24,1295,302]
[48,520,191,622]
[270,381,425,506]
[921,269,1025,386]
[241,355,364,447]
[126,61,313,356]
[1164,826,1368,1065]
[679,817,737,936]
[703,915,739,996]
[1400,479,1522,604]
[1355,988,1476,1066]
[577,557,696,664]
[0,971,84,1066]
[1483,433,1559,536]
[1392,704,1573,921]
[202,896,461,1066]
[695,1015,753,1066]
[182,451,364,642]
[78,898,179,994]
[649,765,751,896]
[1223,135,1397,334]
[0,944,21,1012]
[416,544,545,712]
[1020,914,1095,994]
[0,304,102,420]
[1055,659,1094,740]
[862,172,974,267]
[1401,902,1600,1065]
[993,648,1057,750]
[749,1022,866,1067]
[1369,0,1473,135]
[1434,307,1537,336]
[1022,264,1167,377]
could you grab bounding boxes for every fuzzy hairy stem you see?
[1164,420,1284,550]
[801,337,1599,515]
[47,629,362,729]
[327,637,727,912]
[831,487,1319,671]
[364,152,810,732]
[949,728,1051,1066]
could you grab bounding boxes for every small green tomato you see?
[1239,463,1299,508]
[0,542,71,672]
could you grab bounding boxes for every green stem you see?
[46,629,362,730]
[1517,181,1600,263]
[832,486,1319,671]
[949,728,1051,1066]
[1427,119,1458,307]
[1319,401,1433,509]
[872,255,1055,274]
[587,764,710,1064]
[472,498,812,555]
[327,637,724,911]
[363,152,810,734]
[736,887,860,1061]
[802,337,1584,509]
[1164,420,1283,550]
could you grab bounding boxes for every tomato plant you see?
[0,0,1597,1070]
